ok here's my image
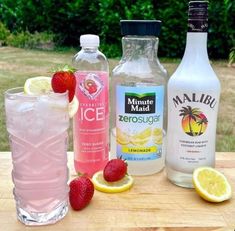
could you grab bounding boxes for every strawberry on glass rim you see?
[51,65,79,118]
[51,65,76,102]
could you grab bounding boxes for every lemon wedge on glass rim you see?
[24,76,78,118]
[68,96,79,118]
[193,167,232,202]
[92,171,134,193]
[24,76,52,95]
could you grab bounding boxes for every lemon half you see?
[24,76,52,95]
[193,167,232,202]
[92,171,134,193]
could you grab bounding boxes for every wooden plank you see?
[0,152,235,230]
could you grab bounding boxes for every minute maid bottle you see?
[110,20,168,175]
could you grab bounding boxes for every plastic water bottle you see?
[72,34,109,177]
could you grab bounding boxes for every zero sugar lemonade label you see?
[116,85,164,161]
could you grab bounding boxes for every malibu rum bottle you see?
[166,1,221,188]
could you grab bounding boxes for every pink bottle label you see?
[74,71,109,163]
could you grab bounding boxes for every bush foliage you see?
[0,0,234,58]
[0,22,55,50]
[0,22,10,45]
[6,31,55,50]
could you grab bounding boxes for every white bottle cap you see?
[80,34,100,47]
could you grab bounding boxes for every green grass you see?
[0,47,234,151]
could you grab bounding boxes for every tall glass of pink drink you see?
[5,87,69,226]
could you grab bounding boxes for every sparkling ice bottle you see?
[166,1,221,188]
[72,34,109,177]
[110,20,168,175]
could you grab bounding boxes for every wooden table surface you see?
[0,152,235,231]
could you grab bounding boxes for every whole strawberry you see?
[69,176,94,211]
[103,158,127,182]
[51,65,76,102]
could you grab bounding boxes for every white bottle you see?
[166,1,221,188]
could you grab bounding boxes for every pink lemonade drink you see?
[73,71,109,176]
[5,87,69,226]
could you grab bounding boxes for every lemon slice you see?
[131,127,152,146]
[92,171,134,193]
[116,127,130,145]
[153,128,162,136]
[24,76,52,95]
[131,137,150,146]
[69,96,79,118]
[134,127,152,139]
[154,136,162,145]
[193,167,232,202]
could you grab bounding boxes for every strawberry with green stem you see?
[51,65,76,102]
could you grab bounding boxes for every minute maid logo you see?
[125,92,156,114]
[179,106,208,137]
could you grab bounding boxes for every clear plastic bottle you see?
[166,1,221,188]
[110,20,168,175]
[72,34,109,177]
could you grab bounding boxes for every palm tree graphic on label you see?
[179,106,208,136]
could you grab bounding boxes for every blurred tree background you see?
[0,0,234,59]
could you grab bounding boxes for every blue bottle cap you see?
[120,20,162,36]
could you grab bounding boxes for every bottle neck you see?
[81,46,99,52]
[122,36,159,61]
[180,2,210,66]
[182,32,209,64]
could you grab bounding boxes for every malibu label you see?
[173,93,217,109]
